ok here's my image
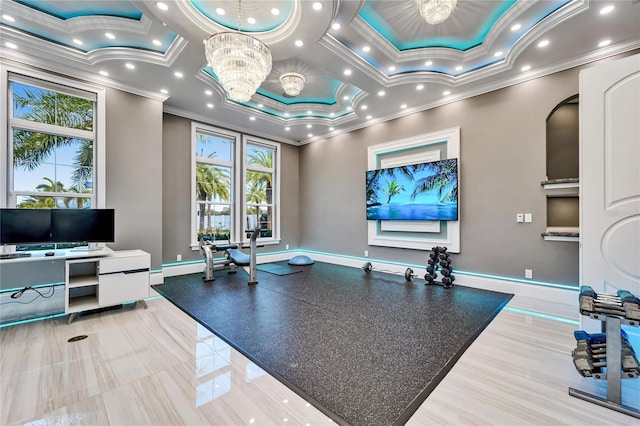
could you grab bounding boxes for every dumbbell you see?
[404,268,419,281]
[363,262,373,273]
[442,275,455,288]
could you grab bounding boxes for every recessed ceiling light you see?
[295,40,303,47]
[308,133,313,137]
[207,103,214,108]
[99,70,109,76]
[388,66,396,71]
[378,91,385,96]
[343,69,352,76]
[258,103,264,108]
[157,2,168,11]
[330,112,335,117]
[216,8,225,15]
[2,14,15,22]
[343,95,349,100]
[152,39,162,46]
[174,71,183,78]
[250,116,256,121]
[366,115,372,120]
[125,63,135,70]
[160,89,168,94]
[425,60,433,66]
[361,105,368,110]
[312,2,323,11]
[332,23,341,30]
[494,51,503,57]
[205,89,212,96]
[329,127,335,131]
[5,42,17,49]
[347,106,353,111]
[247,17,256,25]
[455,65,463,71]
[306,124,312,129]
[521,65,531,72]
[307,110,313,115]
[285,127,290,131]
[600,5,615,15]
[537,39,549,48]
[416,84,424,90]
[362,46,370,52]
[105,32,115,40]
[271,8,280,16]
[400,104,407,109]
[511,23,521,31]
[443,90,451,96]
[598,39,611,47]
[284,112,290,117]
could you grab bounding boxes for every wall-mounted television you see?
[51,209,115,243]
[0,209,52,244]
[366,158,458,221]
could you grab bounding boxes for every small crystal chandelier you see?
[279,72,305,97]
[415,0,457,25]
[204,0,272,102]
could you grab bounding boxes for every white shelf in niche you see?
[541,178,579,191]
[542,227,580,242]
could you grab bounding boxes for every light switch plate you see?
[516,213,524,223]
[525,213,532,223]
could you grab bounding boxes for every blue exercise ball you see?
[288,255,314,265]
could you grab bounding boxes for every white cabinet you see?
[65,250,150,323]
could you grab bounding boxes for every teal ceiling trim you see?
[359,0,518,51]
[256,89,338,106]
[13,0,143,20]
[190,0,293,32]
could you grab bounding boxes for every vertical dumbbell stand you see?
[568,313,640,419]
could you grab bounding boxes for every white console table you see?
[65,249,150,324]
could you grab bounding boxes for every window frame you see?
[1,62,106,210]
[190,123,281,249]
[242,135,281,245]
[190,122,241,248]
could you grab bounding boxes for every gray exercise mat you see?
[256,263,303,275]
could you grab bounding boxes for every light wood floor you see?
[1,290,638,425]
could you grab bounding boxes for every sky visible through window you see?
[11,82,93,196]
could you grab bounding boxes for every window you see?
[1,65,105,249]
[191,124,280,248]
[192,125,238,244]
[244,137,279,240]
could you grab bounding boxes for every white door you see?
[580,53,640,332]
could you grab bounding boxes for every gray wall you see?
[161,113,300,264]
[299,65,595,285]
[106,88,163,271]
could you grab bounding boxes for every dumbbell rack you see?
[568,311,640,418]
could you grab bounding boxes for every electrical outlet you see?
[177,254,182,262]
[364,250,369,257]
[525,269,533,279]
[285,244,289,250]
[516,213,524,223]
[524,213,533,223]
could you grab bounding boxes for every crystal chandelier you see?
[204,1,272,102]
[415,0,457,25]
[279,72,305,97]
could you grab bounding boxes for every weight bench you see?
[225,248,250,266]
[199,226,260,285]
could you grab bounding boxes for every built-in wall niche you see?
[542,95,579,242]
